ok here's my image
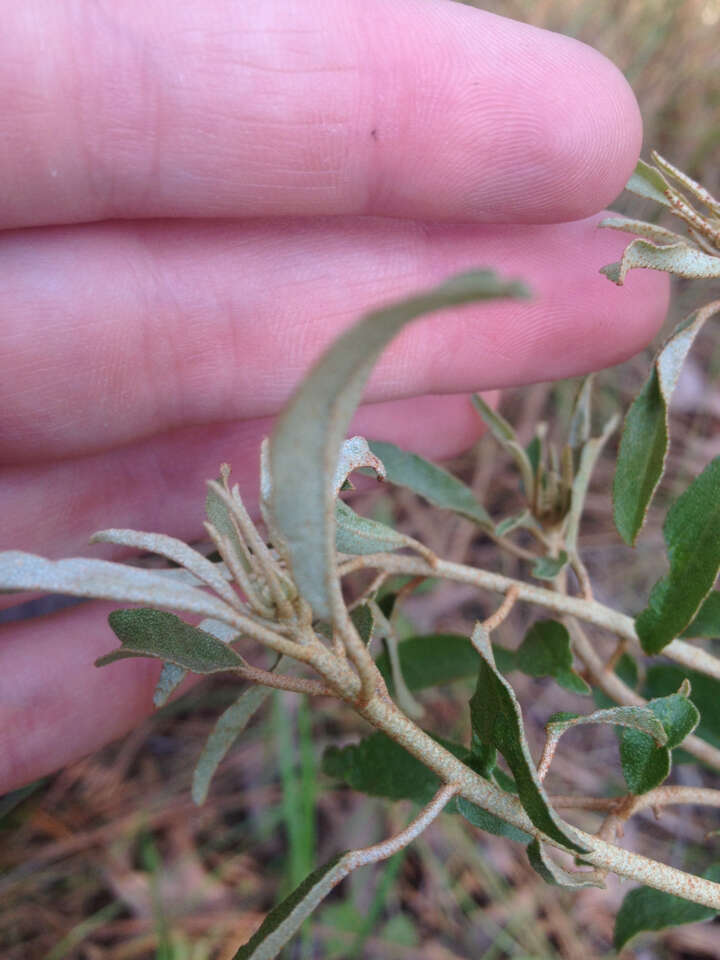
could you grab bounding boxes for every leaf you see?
[153,662,186,708]
[526,839,603,889]
[0,551,236,622]
[349,604,374,644]
[624,157,673,207]
[468,625,586,852]
[322,731,468,807]
[332,436,386,494]
[565,415,618,553]
[268,270,528,620]
[232,853,348,960]
[651,151,720,217]
[374,634,481,693]
[456,797,531,844]
[681,591,720,638]
[568,376,593,449]
[546,705,667,746]
[635,456,720,653]
[334,501,408,555]
[495,510,534,538]
[613,864,720,950]
[471,394,535,500]
[601,238,720,285]
[645,665,720,750]
[206,469,248,570]
[531,552,569,582]
[613,302,720,546]
[193,682,274,805]
[96,609,245,674]
[367,440,492,529]
[619,686,699,794]
[90,528,241,609]
[599,216,686,246]
[515,620,590,695]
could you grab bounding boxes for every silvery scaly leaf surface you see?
[268,270,528,620]
[0,551,236,621]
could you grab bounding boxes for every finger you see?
[0,600,178,793]
[0,215,669,462]
[0,393,483,566]
[1,0,640,228]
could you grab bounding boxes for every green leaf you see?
[515,620,590,695]
[619,687,699,794]
[468,626,586,852]
[269,270,528,620]
[601,239,720,285]
[0,551,237,622]
[349,603,374,644]
[613,303,720,546]
[232,853,348,960]
[526,839,603,888]
[546,705,667,746]
[565,415,617,554]
[613,864,720,950]
[374,634,481,692]
[531,552,569,582]
[645,665,720,750]
[206,471,248,570]
[495,510,534,538]
[334,500,408,555]
[681,591,720,638]
[368,439,492,529]
[96,609,244,674]
[636,456,720,653]
[456,797,531,844]
[322,731,468,807]
[651,151,720,217]
[568,376,593,449]
[471,394,535,500]
[193,682,274,805]
[624,157,673,207]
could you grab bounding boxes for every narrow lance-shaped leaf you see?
[568,375,593,449]
[565,415,617,554]
[613,302,720,546]
[367,439,492,529]
[232,853,349,960]
[624,157,673,207]
[526,839,603,889]
[599,216,686,246]
[614,864,720,950]
[468,624,586,852]
[456,797,531,845]
[514,620,590,695]
[0,552,236,622]
[635,456,720,653]
[619,683,699,794]
[601,238,720,285]
[269,270,529,620]
[90,528,241,609]
[471,394,535,500]
[193,658,281,805]
[652,150,720,217]
[334,500,410,556]
[96,609,245,674]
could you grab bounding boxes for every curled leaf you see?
[601,238,720,285]
[635,456,720,653]
[269,270,528,620]
[527,839,603,889]
[614,302,720,546]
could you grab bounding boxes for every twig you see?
[482,585,519,632]
[236,665,332,697]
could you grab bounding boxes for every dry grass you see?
[3,2,720,958]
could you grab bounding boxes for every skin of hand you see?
[0,0,669,793]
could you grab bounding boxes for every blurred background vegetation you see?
[2,1,720,958]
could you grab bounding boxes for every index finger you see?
[1,0,641,228]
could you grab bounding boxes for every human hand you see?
[0,0,668,792]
